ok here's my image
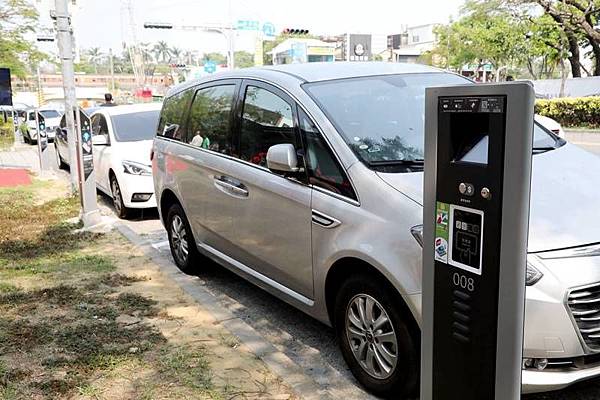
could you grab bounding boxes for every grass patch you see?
[158,346,215,393]
[116,292,159,317]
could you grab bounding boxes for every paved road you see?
[565,130,600,156]
[5,138,600,398]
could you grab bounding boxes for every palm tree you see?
[170,46,183,63]
[87,47,103,74]
[153,41,171,64]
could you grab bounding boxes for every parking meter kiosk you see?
[421,83,535,400]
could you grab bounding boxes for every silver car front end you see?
[522,244,600,393]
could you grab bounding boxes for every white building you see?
[387,23,439,63]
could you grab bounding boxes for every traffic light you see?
[143,22,173,29]
[169,63,187,69]
[282,28,309,35]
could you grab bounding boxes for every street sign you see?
[203,61,217,74]
[0,68,12,106]
[236,20,259,31]
[262,22,276,37]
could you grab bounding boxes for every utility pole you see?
[109,48,115,92]
[55,0,101,227]
[54,0,78,192]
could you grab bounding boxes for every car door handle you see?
[213,175,249,197]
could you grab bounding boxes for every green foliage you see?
[202,52,227,65]
[536,97,600,128]
[234,51,254,68]
[0,118,14,149]
[432,0,575,79]
[0,0,45,78]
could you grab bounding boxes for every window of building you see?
[239,85,297,167]
[299,109,355,199]
[185,85,235,154]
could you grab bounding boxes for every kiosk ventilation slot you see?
[452,290,472,343]
[568,283,600,351]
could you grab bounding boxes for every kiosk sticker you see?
[435,201,449,263]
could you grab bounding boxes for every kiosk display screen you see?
[449,205,484,274]
[0,68,12,106]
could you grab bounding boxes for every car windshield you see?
[39,110,60,118]
[304,73,562,169]
[111,110,159,142]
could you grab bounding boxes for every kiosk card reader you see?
[421,83,534,400]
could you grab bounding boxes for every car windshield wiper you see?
[368,159,424,167]
[532,146,556,154]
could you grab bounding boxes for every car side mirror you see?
[267,143,299,173]
[92,135,108,146]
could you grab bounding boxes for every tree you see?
[86,47,103,74]
[153,41,171,64]
[170,46,183,63]
[0,0,45,78]
[234,51,254,68]
[526,0,600,76]
[201,52,227,65]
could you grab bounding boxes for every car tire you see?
[110,174,129,219]
[55,144,67,170]
[335,274,419,399]
[166,203,201,274]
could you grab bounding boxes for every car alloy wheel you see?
[111,178,122,213]
[170,214,189,264]
[345,293,399,380]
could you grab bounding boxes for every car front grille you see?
[568,283,600,351]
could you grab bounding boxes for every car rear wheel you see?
[166,203,201,274]
[335,274,419,399]
[110,175,129,219]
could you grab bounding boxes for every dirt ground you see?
[0,176,297,400]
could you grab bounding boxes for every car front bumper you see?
[117,172,157,209]
[522,251,600,393]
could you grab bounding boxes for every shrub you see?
[535,97,600,129]
[0,118,15,149]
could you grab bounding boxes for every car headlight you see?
[526,261,543,286]
[122,160,152,176]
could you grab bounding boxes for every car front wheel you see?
[335,274,419,399]
[166,203,200,274]
[110,175,129,219]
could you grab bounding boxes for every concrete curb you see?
[115,223,333,400]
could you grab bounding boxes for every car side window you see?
[299,109,356,200]
[157,90,192,140]
[91,114,110,143]
[185,85,235,154]
[239,85,298,167]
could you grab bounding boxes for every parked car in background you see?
[153,62,600,398]
[535,114,565,138]
[23,108,61,144]
[90,103,161,218]
[54,107,100,169]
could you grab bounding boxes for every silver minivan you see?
[153,62,600,398]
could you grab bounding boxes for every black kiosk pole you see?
[421,82,535,399]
